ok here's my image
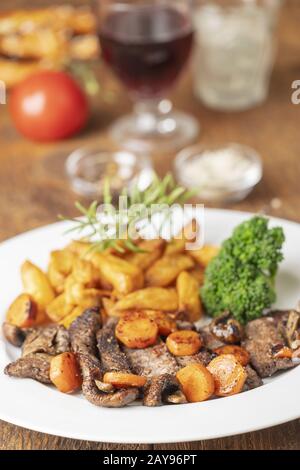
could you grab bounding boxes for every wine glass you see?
[94,0,199,153]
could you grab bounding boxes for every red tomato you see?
[9,71,89,141]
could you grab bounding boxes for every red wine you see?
[98,6,193,98]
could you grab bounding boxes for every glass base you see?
[109,109,200,153]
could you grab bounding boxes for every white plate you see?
[0,208,299,444]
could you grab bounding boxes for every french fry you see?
[114,287,178,312]
[189,245,219,267]
[116,311,158,348]
[103,372,147,388]
[207,354,247,397]
[166,330,202,356]
[165,219,199,256]
[92,254,144,295]
[6,293,38,328]
[46,294,73,322]
[214,345,250,366]
[176,364,215,403]
[176,271,202,321]
[125,239,165,271]
[21,260,55,307]
[50,352,82,393]
[145,255,194,287]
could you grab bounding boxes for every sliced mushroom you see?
[210,312,243,344]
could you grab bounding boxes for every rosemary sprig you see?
[60,173,195,253]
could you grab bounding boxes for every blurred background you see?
[0,0,299,241]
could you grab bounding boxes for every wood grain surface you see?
[0,0,299,450]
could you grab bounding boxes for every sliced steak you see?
[22,325,69,356]
[69,308,138,407]
[176,347,216,368]
[4,324,70,383]
[124,342,179,377]
[124,342,183,406]
[143,374,185,407]
[243,365,263,391]
[5,353,52,384]
[97,318,131,373]
[242,316,295,377]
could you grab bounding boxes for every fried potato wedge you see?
[48,264,66,294]
[214,345,250,366]
[59,305,87,329]
[116,311,158,349]
[176,271,202,321]
[144,310,177,336]
[48,249,76,293]
[189,245,219,267]
[90,254,144,295]
[46,294,73,322]
[103,372,147,388]
[207,354,247,397]
[21,260,55,307]
[165,219,199,256]
[189,266,205,287]
[166,330,202,356]
[176,364,215,403]
[125,239,165,271]
[66,239,94,257]
[64,276,85,305]
[102,297,120,318]
[72,258,100,287]
[50,352,82,393]
[50,249,75,275]
[6,293,38,328]
[145,255,194,287]
[114,287,178,312]
[77,288,102,309]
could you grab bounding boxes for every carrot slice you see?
[50,352,82,394]
[103,372,147,388]
[176,364,215,403]
[166,330,202,356]
[115,311,158,349]
[214,345,250,366]
[207,354,247,397]
[144,310,177,337]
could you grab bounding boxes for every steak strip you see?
[242,316,295,377]
[124,342,184,406]
[97,318,131,373]
[4,324,70,383]
[69,308,138,407]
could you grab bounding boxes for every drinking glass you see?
[94,0,199,153]
[193,0,281,111]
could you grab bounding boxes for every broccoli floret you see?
[201,216,285,324]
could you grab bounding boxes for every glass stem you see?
[133,99,177,136]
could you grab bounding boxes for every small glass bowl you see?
[174,143,263,203]
[65,146,153,199]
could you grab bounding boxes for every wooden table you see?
[0,0,299,451]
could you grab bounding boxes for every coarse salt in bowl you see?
[174,143,262,202]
